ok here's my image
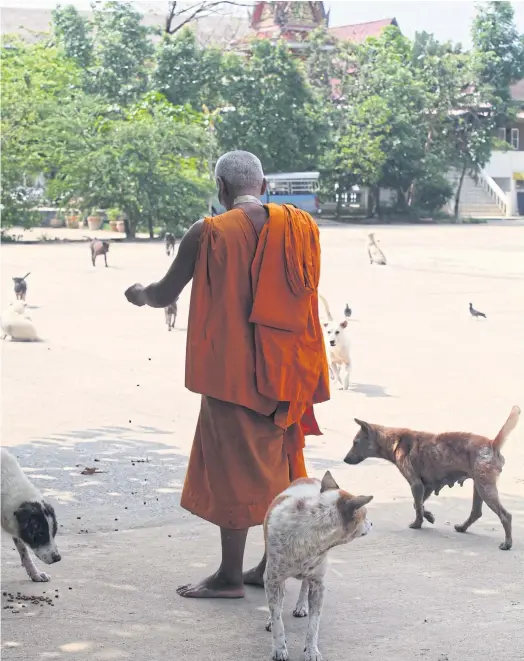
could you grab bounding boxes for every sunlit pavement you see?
[2,223,523,660]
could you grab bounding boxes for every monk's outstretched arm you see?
[143,220,204,308]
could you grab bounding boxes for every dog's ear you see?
[340,320,348,329]
[343,495,373,517]
[320,471,340,493]
[354,418,372,435]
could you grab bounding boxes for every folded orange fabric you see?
[249,204,320,333]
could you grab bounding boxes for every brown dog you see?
[90,239,109,267]
[344,406,520,550]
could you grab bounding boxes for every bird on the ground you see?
[344,304,352,319]
[469,303,487,319]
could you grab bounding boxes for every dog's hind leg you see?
[265,577,288,661]
[455,485,483,534]
[304,576,325,661]
[293,579,309,618]
[104,253,108,267]
[409,482,425,529]
[422,487,435,524]
[13,537,51,582]
[472,479,512,550]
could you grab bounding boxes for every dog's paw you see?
[271,647,289,661]
[454,523,467,533]
[293,605,309,618]
[304,647,323,661]
[423,510,435,524]
[409,520,423,529]
[31,571,51,582]
[499,541,512,551]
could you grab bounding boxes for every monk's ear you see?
[320,471,340,493]
[260,177,267,196]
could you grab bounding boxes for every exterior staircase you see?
[447,170,507,217]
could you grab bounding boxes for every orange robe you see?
[180,204,330,529]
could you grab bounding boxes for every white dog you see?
[264,472,373,661]
[319,295,351,390]
[1,448,61,581]
[367,232,387,265]
[1,300,39,341]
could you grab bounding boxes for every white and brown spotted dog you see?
[264,472,373,661]
[1,448,61,581]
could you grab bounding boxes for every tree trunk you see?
[453,163,467,220]
[366,187,375,218]
[147,214,154,239]
[124,216,136,239]
[336,180,343,219]
[375,186,382,219]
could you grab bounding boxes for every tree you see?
[152,28,224,110]
[216,40,326,173]
[1,37,82,228]
[472,1,524,106]
[43,93,213,238]
[320,96,390,218]
[52,1,154,105]
[163,0,249,36]
[52,4,92,69]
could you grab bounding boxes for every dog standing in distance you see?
[344,406,520,550]
[90,239,110,267]
[165,299,178,331]
[264,471,373,661]
[319,295,351,390]
[1,301,39,341]
[13,273,30,301]
[1,448,61,581]
[165,233,176,257]
[367,232,386,265]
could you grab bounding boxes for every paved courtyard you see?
[2,222,524,661]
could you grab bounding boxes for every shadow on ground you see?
[2,431,524,661]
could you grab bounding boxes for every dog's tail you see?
[492,405,521,450]
[318,294,333,322]
[22,272,30,280]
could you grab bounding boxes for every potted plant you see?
[87,207,103,231]
[65,209,80,229]
[107,208,121,232]
[116,215,126,233]
[50,209,65,228]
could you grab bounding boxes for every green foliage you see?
[52,4,92,69]
[43,95,213,238]
[216,41,326,173]
[1,37,82,227]
[152,29,224,110]
[472,1,524,104]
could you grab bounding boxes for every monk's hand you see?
[125,283,147,307]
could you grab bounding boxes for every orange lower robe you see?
[180,204,330,530]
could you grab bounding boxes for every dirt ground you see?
[2,223,524,660]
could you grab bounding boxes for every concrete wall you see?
[484,150,524,178]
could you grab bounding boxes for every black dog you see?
[13,273,30,301]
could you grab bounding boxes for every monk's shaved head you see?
[215,151,265,208]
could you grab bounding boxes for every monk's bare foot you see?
[243,565,265,587]
[176,571,245,599]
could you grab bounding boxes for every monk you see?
[125,150,329,599]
